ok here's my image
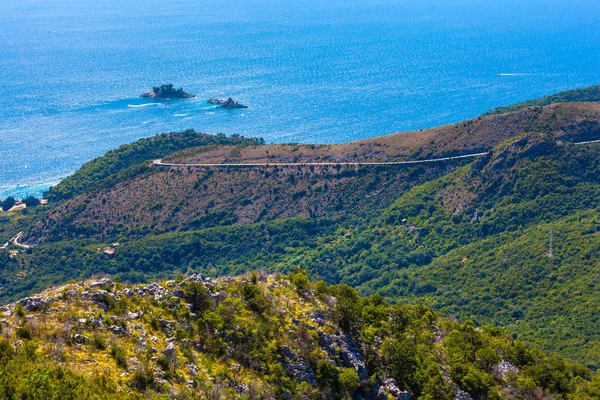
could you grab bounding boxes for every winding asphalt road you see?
[152,139,600,168]
[153,152,489,168]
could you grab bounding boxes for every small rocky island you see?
[140,84,195,99]
[207,97,248,109]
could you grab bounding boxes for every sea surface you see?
[1,0,600,199]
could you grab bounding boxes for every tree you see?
[23,196,40,207]
[316,360,339,391]
[338,368,360,395]
[184,282,211,315]
[384,336,417,389]
[1,196,15,211]
[334,284,363,333]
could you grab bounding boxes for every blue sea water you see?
[1,0,600,199]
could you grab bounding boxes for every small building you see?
[103,247,116,259]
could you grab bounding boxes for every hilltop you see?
[1,272,599,400]
[24,101,600,244]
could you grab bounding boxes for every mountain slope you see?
[287,134,600,366]
[1,273,599,400]
[27,161,458,243]
[9,132,600,368]
[384,212,600,368]
[44,130,263,202]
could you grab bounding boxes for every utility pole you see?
[547,231,554,258]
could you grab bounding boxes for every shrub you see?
[15,304,25,318]
[22,342,38,360]
[339,368,360,394]
[130,369,154,390]
[241,283,270,314]
[110,343,127,368]
[291,270,310,293]
[316,360,339,390]
[384,336,417,388]
[334,284,363,333]
[156,354,170,371]
[16,326,32,340]
[184,282,211,314]
[92,333,106,350]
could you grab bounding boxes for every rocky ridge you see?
[0,272,584,400]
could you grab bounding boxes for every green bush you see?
[338,368,360,394]
[16,326,32,340]
[109,343,127,368]
[334,284,363,333]
[130,368,154,390]
[92,333,106,350]
[184,282,211,314]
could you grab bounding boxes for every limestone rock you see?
[88,278,114,290]
[162,343,176,359]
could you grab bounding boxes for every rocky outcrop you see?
[493,360,518,380]
[455,388,474,400]
[162,343,176,359]
[318,331,369,379]
[90,290,115,310]
[18,297,52,312]
[159,319,174,335]
[207,97,248,109]
[220,97,248,109]
[280,346,317,385]
[381,378,411,400]
[142,282,168,298]
[88,277,114,290]
[140,84,195,99]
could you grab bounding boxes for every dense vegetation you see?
[487,85,600,115]
[0,204,48,243]
[1,273,599,399]
[44,130,263,202]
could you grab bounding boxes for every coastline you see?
[0,179,65,200]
